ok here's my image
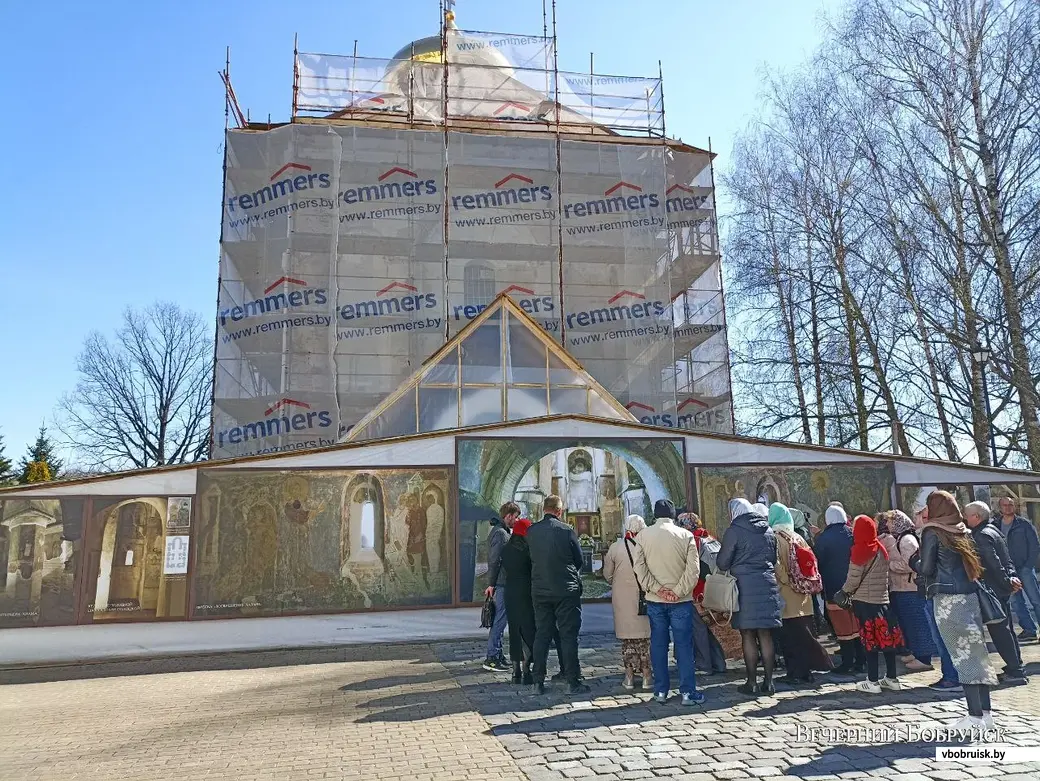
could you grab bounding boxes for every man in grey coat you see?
[483,502,520,671]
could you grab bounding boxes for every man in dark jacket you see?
[526,494,589,694]
[964,501,1026,683]
[997,497,1040,642]
[482,502,520,672]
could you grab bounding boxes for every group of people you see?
[481,489,1039,728]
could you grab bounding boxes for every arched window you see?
[356,488,377,551]
[464,262,496,307]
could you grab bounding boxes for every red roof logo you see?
[378,167,417,181]
[493,101,531,115]
[263,277,308,295]
[377,281,419,297]
[501,284,536,296]
[607,290,646,304]
[666,184,695,195]
[264,398,311,416]
[678,397,710,412]
[626,402,655,413]
[604,181,642,196]
[494,172,534,189]
[269,162,311,181]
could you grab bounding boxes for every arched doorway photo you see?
[84,497,188,621]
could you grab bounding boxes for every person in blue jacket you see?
[996,496,1040,642]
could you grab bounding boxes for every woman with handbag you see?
[911,491,999,730]
[716,498,783,695]
[815,503,866,674]
[768,503,831,685]
[602,514,653,690]
[837,516,905,694]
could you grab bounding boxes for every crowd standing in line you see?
[480,488,1036,727]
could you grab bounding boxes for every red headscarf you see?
[511,518,532,537]
[850,515,888,566]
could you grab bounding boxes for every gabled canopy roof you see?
[344,293,636,442]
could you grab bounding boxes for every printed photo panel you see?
[81,497,192,622]
[192,467,453,617]
[0,498,84,628]
[695,463,895,539]
[456,437,686,603]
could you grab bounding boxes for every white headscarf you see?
[625,514,646,536]
[729,498,754,521]
[825,503,848,526]
[751,503,769,517]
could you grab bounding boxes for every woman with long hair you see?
[768,502,831,685]
[717,498,783,695]
[877,510,936,672]
[842,516,905,693]
[602,514,653,690]
[912,491,998,729]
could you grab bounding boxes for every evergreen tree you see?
[25,461,52,483]
[19,424,63,483]
[0,432,12,483]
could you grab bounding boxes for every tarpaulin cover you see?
[213,125,729,459]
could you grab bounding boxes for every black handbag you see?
[833,554,880,610]
[975,582,1006,625]
[480,592,496,628]
[623,538,648,616]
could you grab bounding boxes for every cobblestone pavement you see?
[1,634,1038,780]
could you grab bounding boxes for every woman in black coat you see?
[500,518,536,684]
[716,498,783,695]
[500,518,567,685]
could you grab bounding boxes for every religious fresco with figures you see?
[695,463,896,538]
[456,437,686,603]
[191,468,453,617]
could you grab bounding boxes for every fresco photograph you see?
[456,437,686,602]
[192,467,453,617]
[695,463,895,537]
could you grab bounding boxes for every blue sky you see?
[0,0,837,464]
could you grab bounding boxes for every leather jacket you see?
[910,528,975,596]
[972,524,1015,600]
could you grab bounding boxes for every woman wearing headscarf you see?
[717,498,783,695]
[841,515,905,693]
[768,503,831,685]
[814,502,866,674]
[602,514,653,689]
[877,510,936,672]
[500,517,536,684]
[911,491,998,729]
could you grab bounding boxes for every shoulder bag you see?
[623,538,648,616]
[975,581,1006,625]
[833,553,879,610]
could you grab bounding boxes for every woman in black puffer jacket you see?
[717,498,783,695]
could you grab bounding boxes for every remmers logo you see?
[626,398,724,429]
[216,398,333,448]
[451,172,553,211]
[219,277,329,326]
[339,166,438,205]
[227,162,332,213]
[562,181,660,219]
[565,290,665,329]
[452,284,555,321]
[665,183,710,214]
[339,281,438,322]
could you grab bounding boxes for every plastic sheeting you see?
[214,124,730,459]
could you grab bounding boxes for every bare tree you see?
[57,303,212,470]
